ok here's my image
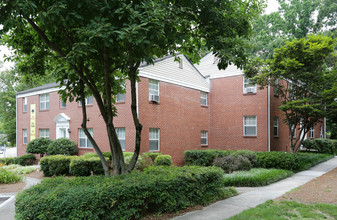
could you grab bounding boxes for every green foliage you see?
[142,152,162,163]
[40,155,73,177]
[1,165,37,174]
[184,150,229,166]
[17,154,36,166]
[255,152,299,171]
[83,151,112,160]
[26,137,52,156]
[229,150,258,167]
[0,168,22,184]
[302,139,337,154]
[223,168,293,187]
[46,138,78,155]
[296,152,334,171]
[0,157,19,165]
[154,155,172,166]
[15,166,230,219]
[70,157,110,176]
[213,155,252,173]
[228,200,337,220]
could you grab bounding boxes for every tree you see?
[0,0,263,175]
[246,35,336,153]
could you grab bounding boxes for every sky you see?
[0,0,280,71]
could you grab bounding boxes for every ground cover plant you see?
[0,167,22,184]
[223,168,293,187]
[1,165,37,174]
[0,154,36,166]
[302,139,337,155]
[16,166,237,219]
[296,152,334,172]
[228,200,337,220]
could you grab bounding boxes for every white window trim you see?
[116,127,126,150]
[149,128,160,151]
[243,116,257,136]
[309,127,315,138]
[201,131,208,145]
[39,129,50,138]
[320,125,323,138]
[23,97,27,112]
[23,129,27,144]
[201,92,208,106]
[40,93,50,110]
[79,128,93,148]
[148,79,160,101]
[273,117,279,137]
[243,77,257,94]
[79,96,93,106]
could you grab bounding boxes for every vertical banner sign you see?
[30,104,36,141]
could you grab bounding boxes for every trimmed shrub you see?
[17,154,36,166]
[213,155,251,173]
[142,152,162,163]
[154,155,172,166]
[16,166,230,219]
[0,157,19,165]
[229,150,258,167]
[26,137,52,157]
[184,150,229,166]
[40,155,73,176]
[47,138,78,155]
[255,152,299,171]
[70,157,110,176]
[296,152,334,172]
[83,151,112,160]
[302,139,337,155]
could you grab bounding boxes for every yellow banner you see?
[30,104,36,141]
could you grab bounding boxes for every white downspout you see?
[16,96,18,156]
[136,81,139,118]
[324,117,326,138]
[267,82,271,152]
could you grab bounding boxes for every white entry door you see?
[54,113,70,139]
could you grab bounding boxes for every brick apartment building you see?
[16,53,326,164]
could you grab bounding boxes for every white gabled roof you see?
[196,52,244,79]
[139,55,210,92]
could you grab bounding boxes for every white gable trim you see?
[210,73,244,79]
[139,70,210,92]
[16,87,65,98]
[53,113,71,122]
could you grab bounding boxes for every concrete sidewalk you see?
[0,177,42,220]
[174,156,337,220]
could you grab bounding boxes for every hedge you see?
[70,157,110,176]
[255,152,299,171]
[154,155,172,166]
[302,139,337,155]
[26,137,52,157]
[0,154,36,166]
[16,166,231,219]
[184,150,229,166]
[213,155,251,173]
[40,155,73,176]
[46,138,78,155]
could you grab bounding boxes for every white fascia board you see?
[16,86,65,98]
[210,73,244,79]
[139,70,210,93]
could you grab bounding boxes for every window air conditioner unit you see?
[246,87,255,93]
[150,95,160,103]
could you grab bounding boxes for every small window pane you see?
[273,117,278,137]
[40,94,50,110]
[116,128,126,150]
[79,128,93,148]
[149,128,159,151]
[86,96,93,105]
[60,99,66,108]
[149,80,159,100]
[23,98,27,112]
[201,131,208,145]
[244,116,257,136]
[201,92,207,106]
[23,129,27,144]
[117,93,126,102]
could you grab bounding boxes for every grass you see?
[223,168,293,187]
[228,200,337,220]
[1,164,37,174]
[296,152,334,172]
[0,168,23,184]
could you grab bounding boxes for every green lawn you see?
[228,200,337,220]
[223,168,293,187]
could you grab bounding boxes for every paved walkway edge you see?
[173,156,337,220]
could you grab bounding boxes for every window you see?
[79,96,93,106]
[243,116,257,136]
[149,128,160,151]
[40,93,50,110]
[309,127,315,138]
[60,99,66,108]
[201,131,208,145]
[320,125,323,138]
[273,117,279,137]
[149,79,159,101]
[39,129,50,138]
[23,97,27,112]
[273,79,279,96]
[116,93,126,102]
[243,77,257,94]
[116,128,126,150]
[200,92,207,106]
[79,128,93,148]
[23,129,27,144]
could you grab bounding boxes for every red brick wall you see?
[209,75,268,152]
